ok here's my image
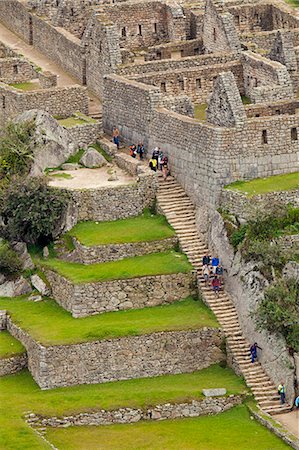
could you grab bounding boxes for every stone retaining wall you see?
[66,122,100,148]
[220,188,299,221]
[45,270,197,317]
[61,236,178,264]
[0,352,27,376]
[7,321,223,389]
[27,396,243,428]
[68,172,157,223]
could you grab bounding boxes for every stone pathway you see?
[276,410,299,438]
[156,175,291,416]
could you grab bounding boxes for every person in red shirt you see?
[211,276,221,297]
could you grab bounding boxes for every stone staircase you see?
[157,175,291,416]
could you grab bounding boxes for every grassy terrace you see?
[69,211,175,246]
[9,81,40,91]
[58,114,97,128]
[0,365,247,449]
[0,297,218,345]
[46,404,289,450]
[225,172,299,197]
[0,331,25,358]
[39,251,191,283]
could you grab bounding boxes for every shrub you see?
[0,121,35,180]
[0,241,21,276]
[230,225,247,249]
[255,278,299,351]
[1,178,70,245]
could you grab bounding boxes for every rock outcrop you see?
[79,148,107,168]
[0,276,32,297]
[15,110,77,176]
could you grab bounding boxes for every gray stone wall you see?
[38,71,57,89]
[0,83,89,123]
[10,326,223,389]
[68,172,157,223]
[28,396,243,428]
[242,51,294,103]
[0,58,36,84]
[0,310,7,330]
[45,269,196,317]
[65,122,100,148]
[0,352,27,376]
[220,188,299,221]
[61,236,179,264]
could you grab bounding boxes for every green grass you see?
[39,251,191,284]
[58,114,97,128]
[225,172,299,197]
[9,81,40,91]
[0,365,247,450]
[49,172,73,179]
[241,95,251,105]
[0,297,218,345]
[0,331,25,358]
[285,0,299,7]
[89,142,112,162]
[45,404,289,450]
[65,148,85,164]
[69,210,175,246]
[194,103,207,121]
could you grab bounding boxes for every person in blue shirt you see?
[211,256,219,273]
[295,396,299,409]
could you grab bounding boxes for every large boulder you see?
[0,276,32,297]
[79,148,107,168]
[30,274,50,296]
[14,110,77,176]
[12,242,34,270]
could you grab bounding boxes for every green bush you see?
[1,178,70,245]
[0,241,21,275]
[230,225,247,249]
[0,121,35,180]
[256,278,299,351]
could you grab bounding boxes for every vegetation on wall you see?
[0,240,21,276]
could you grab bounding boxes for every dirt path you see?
[276,410,299,438]
[0,21,101,114]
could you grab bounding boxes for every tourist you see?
[278,382,286,404]
[137,143,145,160]
[152,147,159,163]
[215,263,224,282]
[149,157,157,172]
[202,254,211,266]
[158,150,164,170]
[295,395,299,409]
[162,155,169,181]
[211,255,219,274]
[211,276,221,297]
[250,342,262,364]
[129,144,137,158]
[202,265,210,286]
[112,126,120,149]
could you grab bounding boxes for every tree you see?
[256,278,299,351]
[1,177,70,245]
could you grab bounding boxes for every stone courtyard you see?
[0,0,298,448]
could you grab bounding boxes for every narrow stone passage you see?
[157,175,291,416]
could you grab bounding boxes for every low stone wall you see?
[0,352,27,376]
[61,236,178,264]
[27,396,243,428]
[68,172,157,223]
[45,269,197,317]
[114,153,144,176]
[0,310,7,330]
[66,123,100,148]
[8,324,223,389]
[220,188,299,221]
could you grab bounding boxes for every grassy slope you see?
[69,211,175,246]
[0,297,218,345]
[225,172,299,197]
[0,365,247,450]
[194,103,207,121]
[46,404,289,450]
[9,81,40,91]
[0,331,25,358]
[39,251,192,283]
